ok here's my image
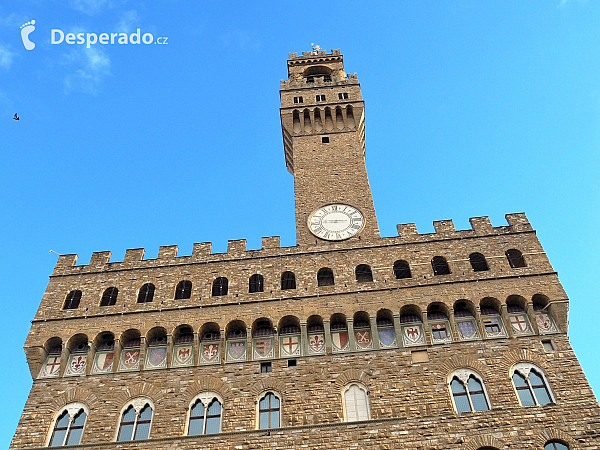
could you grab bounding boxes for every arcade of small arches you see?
[38,293,559,380]
[61,249,529,310]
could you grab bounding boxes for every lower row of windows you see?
[48,362,555,446]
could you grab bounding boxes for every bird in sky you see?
[13,113,19,121]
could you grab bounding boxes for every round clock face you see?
[308,204,365,241]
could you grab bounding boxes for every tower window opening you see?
[323,75,331,82]
[317,268,335,286]
[355,264,373,283]
[63,290,82,310]
[212,277,228,296]
[469,253,489,272]
[100,287,118,306]
[293,96,303,104]
[281,271,296,290]
[431,256,451,275]
[338,92,349,100]
[175,280,192,300]
[316,94,326,102]
[321,136,330,143]
[137,283,155,303]
[260,362,272,373]
[506,249,527,268]
[249,274,264,293]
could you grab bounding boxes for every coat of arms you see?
[65,355,87,375]
[509,315,530,334]
[308,334,325,354]
[173,345,194,367]
[227,341,246,361]
[146,347,167,369]
[403,325,425,346]
[332,331,349,352]
[92,352,114,373]
[120,350,140,370]
[457,320,478,340]
[536,313,557,333]
[280,336,299,356]
[202,344,220,363]
[378,328,396,347]
[254,338,273,359]
[355,330,372,349]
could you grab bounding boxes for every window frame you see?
[47,402,89,447]
[186,392,223,436]
[257,391,281,430]
[510,363,555,406]
[174,280,192,300]
[342,382,371,422]
[448,369,491,413]
[116,398,154,442]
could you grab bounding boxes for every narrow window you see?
[316,94,326,101]
[261,362,272,373]
[512,366,553,406]
[137,284,155,303]
[212,277,228,296]
[281,271,296,290]
[287,359,297,367]
[545,441,569,450]
[293,96,303,104]
[338,92,349,100]
[174,280,192,300]
[321,136,330,143]
[258,393,280,429]
[469,253,489,272]
[506,249,527,268]
[343,384,370,422]
[249,274,264,293]
[49,408,87,447]
[450,374,490,413]
[317,267,334,286]
[355,264,373,283]
[189,397,222,435]
[542,340,555,351]
[100,287,118,306]
[393,260,411,279]
[63,290,82,310]
[431,256,451,275]
[118,403,153,441]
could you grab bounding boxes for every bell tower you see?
[280,48,380,246]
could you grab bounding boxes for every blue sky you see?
[1,0,599,446]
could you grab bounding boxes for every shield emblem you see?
[40,356,61,377]
[254,338,273,358]
[483,317,504,337]
[536,313,556,332]
[355,330,372,349]
[403,325,423,345]
[510,315,530,334]
[308,334,325,353]
[123,350,140,369]
[173,345,193,366]
[203,344,219,362]
[281,336,299,356]
[378,328,395,347]
[93,352,113,373]
[228,341,246,361]
[332,331,348,351]
[147,348,166,368]
[67,355,86,375]
[457,320,477,340]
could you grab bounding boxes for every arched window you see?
[317,267,334,286]
[449,371,490,412]
[137,283,154,303]
[117,400,153,441]
[545,441,569,450]
[48,404,88,447]
[188,394,222,435]
[511,363,554,406]
[281,271,296,290]
[63,290,82,310]
[258,392,280,429]
[212,277,228,296]
[469,253,489,272]
[174,280,192,300]
[343,383,370,422]
[100,287,118,306]
[393,260,411,279]
[249,274,264,293]
[431,256,451,275]
[355,264,373,283]
[506,249,527,268]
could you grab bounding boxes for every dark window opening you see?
[393,260,412,279]
[175,280,192,300]
[506,249,527,268]
[542,340,555,351]
[321,136,330,143]
[431,256,451,275]
[100,287,118,306]
[355,264,373,283]
[293,96,303,104]
[137,283,155,303]
[249,274,264,293]
[323,75,331,82]
[317,268,334,286]
[281,271,296,290]
[316,94,326,101]
[469,253,489,272]
[63,290,82,310]
[212,277,228,296]
[287,359,297,367]
[260,362,272,373]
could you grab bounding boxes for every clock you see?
[308,204,365,241]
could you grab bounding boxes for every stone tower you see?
[10,49,599,450]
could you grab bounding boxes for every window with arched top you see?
[174,280,192,300]
[343,383,370,422]
[117,399,153,441]
[511,363,554,406]
[449,370,490,413]
[281,271,296,290]
[431,256,451,275]
[258,392,280,429]
[137,283,154,303]
[100,287,118,306]
[393,260,412,279]
[469,252,489,272]
[48,403,88,447]
[212,277,228,296]
[188,394,222,435]
[355,264,373,283]
[249,274,264,293]
[506,249,527,268]
[545,441,569,450]
[317,268,334,286]
[63,290,82,310]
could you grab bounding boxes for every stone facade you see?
[10,49,600,449]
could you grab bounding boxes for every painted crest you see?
[331,331,349,352]
[39,356,61,378]
[201,343,220,364]
[510,314,531,335]
[254,338,274,359]
[536,313,557,333]
[378,328,396,347]
[280,335,300,356]
[308,334,325,354]
[355,329,373,350]
[483,317,506,337]
[227,341,246,361]
[172,345,194,367]
[402,325,425,346]
[119,349,140,371]
[145,347,167,369]
[457,320,478,340]
[65,354,87,376]
[92,352,114,374]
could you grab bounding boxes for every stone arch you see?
[333,368,372,390]
[181,376,231,407]
[463,434,505,450]
[112,381,165,407]
[249,377,286,397]
[534,429,577,450]
[49,387,98,413]
[439,355,490,380]
[497,348,548,374]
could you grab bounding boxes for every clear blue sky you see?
[1,1,598,447]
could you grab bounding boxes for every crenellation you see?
[469,216,494,234]
[505,212,532,231]
[433,219,456,234]
[52,254,78,275]
[123,248,145,264]
[89,251,111,268]
[227,239,247,255]
[396,223,419,238]
[261,236,281,249]
[157,245,178,259]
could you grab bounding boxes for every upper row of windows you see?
[293,92,350,103]
[62,250,528,310]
